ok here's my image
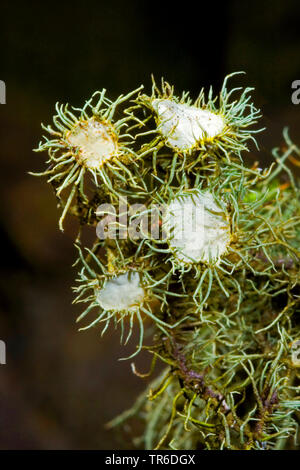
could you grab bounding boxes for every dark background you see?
[0,0,299,449]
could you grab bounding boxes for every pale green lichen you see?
[33,75,300,450]
[32,86,143,230]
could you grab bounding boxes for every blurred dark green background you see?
[0,0,299,449]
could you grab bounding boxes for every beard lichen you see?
[32,86,143,230]
[33,75,300,450]
[131,72,263,165]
